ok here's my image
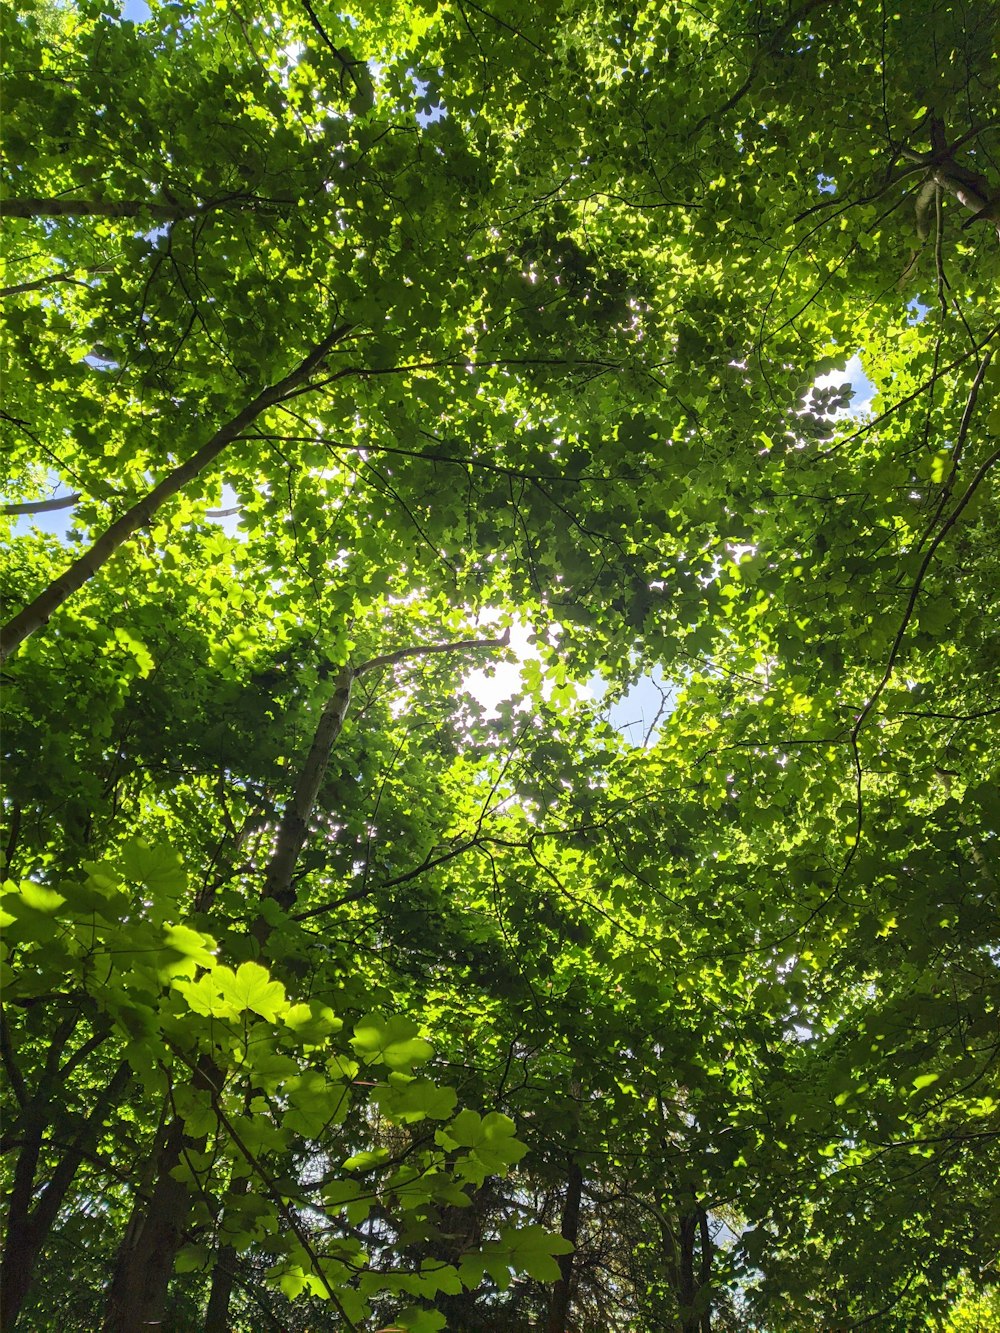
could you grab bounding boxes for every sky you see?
[815,353,876,415]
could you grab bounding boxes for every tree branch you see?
[0,323,354,662]
[0,266,113,298]
[258,666,354,917]
[259,630,509,921]
[355,629,510,677]
[2,493,240,518]
[2,494,80,516]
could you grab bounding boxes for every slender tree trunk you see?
[0,322,353,662]
[203,1172,250,1332]
[254,633,508,925]
[100,632,509,1329]
[101,1117,192,1333]
[103,667,354,1329]
[0,1109,44,1332]
[259,667,353,915]
[0,1014,75,1328]
[546,1158,583,1333]
[1,1065,130,1331]
[678,1208,699,1333]
[698,1206,712,1332]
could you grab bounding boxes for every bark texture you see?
[101,1117,192,1333]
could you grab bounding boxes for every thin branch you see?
[356,629,510,677]
[915,349,992,551]
[693,0,835,134]
[838,435,1000,881]
[202,1078,359,1329]
[0,266,112,299]
[292,837,483,921]
[461,0,547,54]
[2,493,241,518]
[821,323,1000,456]
[854,439,1000,741]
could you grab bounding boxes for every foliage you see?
[2,0,999,1328]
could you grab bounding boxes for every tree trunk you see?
[0,323,353,662]
[102,667,355,1328]
[546,1158,583,1333]
[101,1117,192,1333]
[100,633,508,1328]
[202,1171,249,1332]
[0,1109,44,1332]
[678,1208,698,1333]
[259,667,353,915]
[698,1206,712,1332]
[0,1064,129,1331]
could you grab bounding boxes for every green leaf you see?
[282,1000,342,1044]
[215,961,288,1021]
[174,1243,210,1274]
[494,1224,574,1282]
[436,1110,527,1176]
[158,923,217,979]
[120,838,187,898]
[5,881,65,914]
[396,1308,446,1332]
[374,1077,458,1123]
[282,1069,351,1137]
[912,1072,940,1092]
[351,1013,434,1071]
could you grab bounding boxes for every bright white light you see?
[463,617,537,716]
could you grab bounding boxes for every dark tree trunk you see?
[546,1158,583,1333]
[0,1110,44,1332]
[101,1117,192,1333]
[203,1166,250,1330]
[698,1205,713,1332]
[0,1064,129,1330]
[678,1208,699,1333]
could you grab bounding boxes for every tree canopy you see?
[2,0,999,1328]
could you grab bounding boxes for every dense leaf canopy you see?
[2,0,999,1328]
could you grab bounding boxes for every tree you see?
[3,0,999,1328]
